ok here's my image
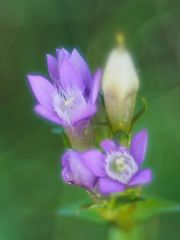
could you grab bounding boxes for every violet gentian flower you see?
[61,150,99,190]
[61,129,152,195]
[27,48,101,128]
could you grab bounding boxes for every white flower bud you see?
[102,46,139,132]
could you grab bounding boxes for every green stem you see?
[107,225,143,240]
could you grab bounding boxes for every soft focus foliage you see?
[0,0,180,240]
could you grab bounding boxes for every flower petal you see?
[61,166,74,183]
[71,104,97,125]
[34,105,63,125]
[89,69,102,104]
[57,48,70,61]
[61,150,96,190]
[100,139,119,153]
[128,169,152,186]
[60,59,83,90]
[46,54,59,81]
[62,150,70,167]
[130,129,148,165]
[27,75,56,110]
[56,48,70,70]
[70,49,92,87]
[81,150,106,177]
[97,177,125,195]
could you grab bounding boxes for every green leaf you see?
[133,196,180,221]
[58,201,105,223]
[114,195,144,207]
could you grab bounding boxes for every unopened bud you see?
[102,45,139,132]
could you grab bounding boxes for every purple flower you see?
[61,150,99,190]
[27,48,101,127]
[61,129,152,195]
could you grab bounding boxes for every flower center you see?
[105,151,138,184]
[53,88,86,125]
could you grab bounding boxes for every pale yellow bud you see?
[102,46,139,132]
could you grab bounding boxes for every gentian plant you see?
[27,35,179,240]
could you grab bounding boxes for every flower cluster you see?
[62,129,151,195]
[27,44,152,196]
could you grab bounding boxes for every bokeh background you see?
[0,0,180,239]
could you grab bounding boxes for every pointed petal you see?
[27,75,56,110]
[100,139,119,153]
[61,150,96,190]
[46,54,59,81]
[56,48,70,61]
[130,129,148,165]
[60,59,83,89]
[82,150,106,177]
[70,49,92,86]
[89,69,102,104]
[35,105,63,125]
[56,48,70,69]
[129,169,152,186]
[56,48,70,78]
[71,104,97,125]
[97,177,125,195]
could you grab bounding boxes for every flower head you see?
[102,45,139,132]
[27,48,101,127]
[61,129,152,195]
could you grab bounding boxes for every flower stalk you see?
[65,120,94,150]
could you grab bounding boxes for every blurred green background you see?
[0,0,180,239]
